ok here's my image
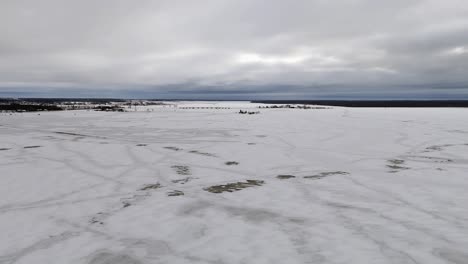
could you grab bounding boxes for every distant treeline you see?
[252,100,468,108]
[20,98,127,104]
[0,103,63,112]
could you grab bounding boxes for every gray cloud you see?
[1,0,468,98]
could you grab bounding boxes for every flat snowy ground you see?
[1,103,468,264]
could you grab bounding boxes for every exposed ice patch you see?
[88,251,142,264]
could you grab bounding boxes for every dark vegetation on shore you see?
[0,103,63,112]
[94,105,125,112]
[239,110,260,114]
[0,98,125,104]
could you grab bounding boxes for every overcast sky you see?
[1,0,468,99]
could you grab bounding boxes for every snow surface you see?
[1,103,468,264]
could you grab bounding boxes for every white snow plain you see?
[1,102,468,264]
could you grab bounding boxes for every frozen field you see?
[1,103,468,264]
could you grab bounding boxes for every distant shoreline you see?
[2,98,468,108]
[252,100,468,108]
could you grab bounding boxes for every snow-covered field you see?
[1,103,468,264]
